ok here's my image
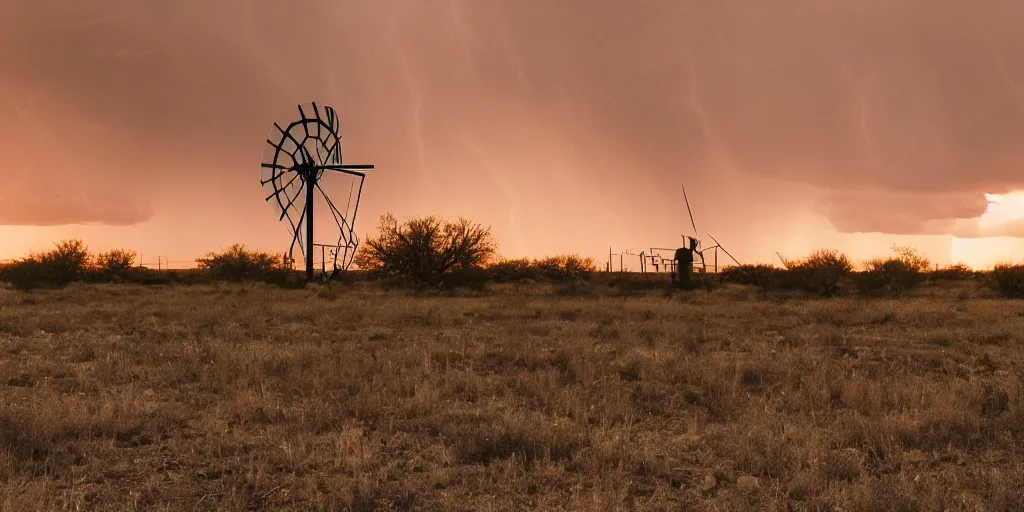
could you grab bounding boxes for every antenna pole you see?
[305,171,315,280]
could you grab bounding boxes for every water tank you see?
[673,247,694,289]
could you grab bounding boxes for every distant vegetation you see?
[2,216,1024,298]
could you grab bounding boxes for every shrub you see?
[533,254,599,282]
[41,239,92,286]
[196,244,289,281]
[991,264,1024,298]
[857,246,931,296]
[720,264,780,289]
[485,255,598,283]
[95,249,138,279]
[443,266,491,290]
[779,249,854,296]
[931,263,974,281]
[0,239,92,289]
[487,258,537,282]
[0,258,49,290]
[354,213,497,287]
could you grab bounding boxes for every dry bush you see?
[486,257,536,282]
[930,263,975,281]
[355,213,497,287]
[486,255,598,283]
[532,254,599,281]
[94,249,138,280]
[779,249,854,295]
[857,245,931,296]
[991,263,1024,298]
[195,244,291,282]
[720,264,780,289]
[0,239,92,290]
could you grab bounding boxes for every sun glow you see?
[979,191,1024,229]
[950,191,1024,269]
[950,237,1017,270]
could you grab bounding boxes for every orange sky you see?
[2,1,1024,269]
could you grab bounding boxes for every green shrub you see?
[196,244,289,281]
[779,249,854,296]
[991,264,1024,298]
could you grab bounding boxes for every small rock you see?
[698,473,718,492]
[736,475,760,491]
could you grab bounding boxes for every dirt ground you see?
[1,280,1022,511]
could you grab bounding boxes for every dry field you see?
[1,280,1023,511]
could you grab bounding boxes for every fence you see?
[606,247,725,274]
[138,257,198,270]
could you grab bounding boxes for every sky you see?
[2,0,1024,270]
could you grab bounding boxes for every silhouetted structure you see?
[260,103,375,280]
[673,241,696,289]
[680,184,740,273]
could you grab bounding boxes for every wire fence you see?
[0,256,198,270]
[138,259,198,270]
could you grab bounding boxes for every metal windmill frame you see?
[260,103,375,280]
[680,184,741,273]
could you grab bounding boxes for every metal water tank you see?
[673,247,694,288]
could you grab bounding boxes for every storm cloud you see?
[1,0,1022,236]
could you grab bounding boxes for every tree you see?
[355,213,497,286]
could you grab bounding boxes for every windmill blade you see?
[707,233,740,265]
[681,184,699,237]
[776,252,789,268]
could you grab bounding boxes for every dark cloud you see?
[1,0,1022,236]
[814,190,990,236]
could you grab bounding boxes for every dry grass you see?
[1,280,1023,511]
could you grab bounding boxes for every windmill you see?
[680,184,741,272]
[260,103,375,281]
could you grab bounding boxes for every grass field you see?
[1,280,1023,511]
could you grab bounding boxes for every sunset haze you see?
[2,0,1024,269]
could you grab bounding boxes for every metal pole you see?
[305,171,315,280]
[715,246,719,273]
